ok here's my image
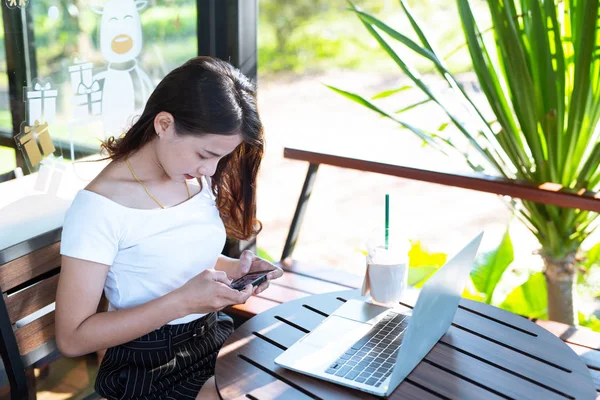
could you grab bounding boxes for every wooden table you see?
[216,290,597,399]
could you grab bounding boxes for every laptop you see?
[275,232,484,397]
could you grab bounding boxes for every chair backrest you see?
[0,228,62,400]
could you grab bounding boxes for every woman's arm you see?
[56,255,251,358]
[55,256,187,357]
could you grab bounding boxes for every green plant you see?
[257,248,275,263]
[407,240,446,287]
[260,0,330,54]
[409,232,550,323]
[257,0,487,74]
[500,272,548,319]
[331,0,600,324]
[470,230,514,304]
[408,231,600,332]
[409,230,600,330]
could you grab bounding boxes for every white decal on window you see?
[91,0,154,137]
[69,57,103,120]
[24,78,58,126]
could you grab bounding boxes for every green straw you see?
[385,194,390,250]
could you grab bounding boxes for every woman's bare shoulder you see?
[85,160,134,202]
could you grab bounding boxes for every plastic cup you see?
[366,238,409,305]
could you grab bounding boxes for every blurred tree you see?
[260,0,330,52]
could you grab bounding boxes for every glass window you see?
[11,0,197,170]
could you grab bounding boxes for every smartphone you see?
[230,270,272,291]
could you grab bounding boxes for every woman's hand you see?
[174,269,253,316]
[236,250,284,295]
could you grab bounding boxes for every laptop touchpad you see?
[301,316,369,349]
[333,299,389,324]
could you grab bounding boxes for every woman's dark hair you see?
[101,56,264,240]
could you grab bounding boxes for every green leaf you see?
[257,248,275,263]
[408,266,438,288]
[407,241,447,288]
[470,230,514,303]
[582,242,600,270]
[394,99,431,114]
[325,84,448,153]
[463,278,486,301]
[579,312,600,333]
[499,272,547,319]
[456,0,531,177]
[408,241,447,268]
[346,1,505,174]
[371,85,412,100]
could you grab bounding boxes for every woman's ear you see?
[154,112,175,139]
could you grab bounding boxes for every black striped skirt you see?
[95,312,234,399]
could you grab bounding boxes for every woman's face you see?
[154,113,243,181]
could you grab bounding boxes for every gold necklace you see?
[125,158,190,209]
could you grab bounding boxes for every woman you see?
[55,56,283,399]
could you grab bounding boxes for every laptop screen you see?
[387,232,483,391]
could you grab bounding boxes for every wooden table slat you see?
[217,334,313,400]
[408,358,506,400]
[297,292,348,316]
[270,304,332,334]
[441,324,590,396]
[423,339,569,400]
[386,380,449,400]
[567,342,600,371]
[452,308,582,371]
[588,369,600,394]
[254,319,310,350]
[231,379,315,400]
[457,300,539,335]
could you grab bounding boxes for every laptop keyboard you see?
[325,312,409,387]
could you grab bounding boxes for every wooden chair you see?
[0,228,100,399]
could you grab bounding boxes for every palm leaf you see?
[372,85,412,100]
[347,1,510,175]
[325,84,447,153]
